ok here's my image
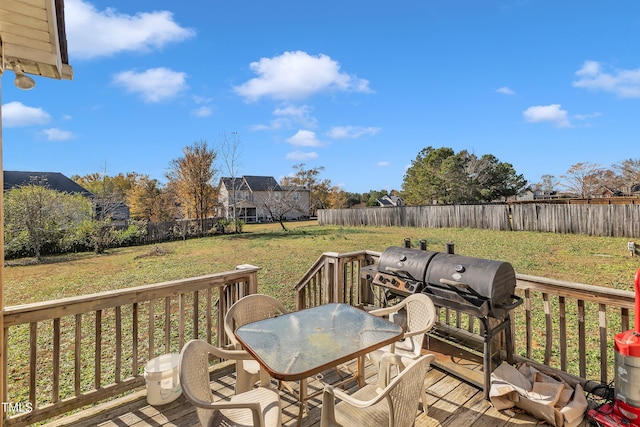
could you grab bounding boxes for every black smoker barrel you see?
[362,242,522,398]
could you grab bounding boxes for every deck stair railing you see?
[1,265,260,427]
[295,250,636,393]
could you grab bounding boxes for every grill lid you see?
[376,246,439,282]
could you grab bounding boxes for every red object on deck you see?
[599,268,640,426]
[636,268,640,333]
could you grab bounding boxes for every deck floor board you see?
[42,350,590,427]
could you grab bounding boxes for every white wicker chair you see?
[367,293,437,412]
[320,353,435,427]
[179,339,282,427]
[367,293,437,373]
[224,294,289,393]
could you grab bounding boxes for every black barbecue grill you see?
[361,242,523,398]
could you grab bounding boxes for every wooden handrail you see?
[2,266,260,427]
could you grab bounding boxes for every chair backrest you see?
[179,339,220,426]
[382,353,433,427]
[224,294,288,347]
[397,293,437,358]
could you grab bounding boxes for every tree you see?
[281,163,332,216]
[4,184,93,261]
[256,183,307,231]
[327,186,348,209]
[401,147,527,205]
[613,158,640,189]
[72,171,137,221]
[538,174,558,195]
[559,162,602,198]
[166,140,218,230]
[127,176,175,221]
[219,131,243,233]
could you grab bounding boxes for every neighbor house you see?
[377,194,404,207]
[218,175,310,223]
[3,171,130,225]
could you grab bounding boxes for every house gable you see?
[4,171,93,196]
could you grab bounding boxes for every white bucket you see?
[144,353,182,406]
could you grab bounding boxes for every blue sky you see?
[2,0,640,193]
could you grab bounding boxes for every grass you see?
[5,220,639,307]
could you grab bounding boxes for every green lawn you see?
[4,220,639,307]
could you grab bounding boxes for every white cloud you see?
[234,51,372,101]
[191,106,212,117]
[377,161,390,167]
[42,128,74,141]
[286,130,322,147]
[326,126,381,139]
[523,104,571,128]
[2,102,51,127]
[65,0,195,59]
[286,151,318,161]
[252,104,318,131]
[573,60,640,98]
[574,112,602,121]
[496,86,515,95]
[112,68,188,102]
[274,105,318,128]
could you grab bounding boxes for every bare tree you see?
[255,184,307,231]
[538,174,559,195]
[613,158,640,190]
[559,162,602,198]
[281,163,331,216]
[166,141,218,233]
[219,131,243,233]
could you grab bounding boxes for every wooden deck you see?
[41,344,591,427]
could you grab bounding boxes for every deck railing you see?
[1,265,260,427]
[295,250,636,392]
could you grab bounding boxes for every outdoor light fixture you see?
[11,62,35,90]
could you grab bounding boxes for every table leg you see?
[357,355,365,388]
[296,378,308,426]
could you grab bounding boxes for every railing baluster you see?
[29,322,37,406]
[621,307,629,332]
[525,289,532,359]
[52,318,60,403]
[148,300,155,359]
[3,325,8,404]
[179,293,186,351]
[577,300,586,378]
[206,288,213,344]
[598,303,608,384]
[95,310,102,389]
[164,297,171,353]
[558,296,567,372]
[543,293,552,365]
[132,303,138,377]
[193,290,199,340]
[115,306,122,383]
[74,314,81,395]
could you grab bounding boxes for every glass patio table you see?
[234,303,404,421]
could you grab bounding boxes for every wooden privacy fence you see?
[318,203,640,237]
[295,250,636,393]
[1,265,260,427]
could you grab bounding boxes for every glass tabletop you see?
[235,303,404,381]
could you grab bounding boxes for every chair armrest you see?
[368,305,400,318]
[323,384,388,409]
[208,344,256,361]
